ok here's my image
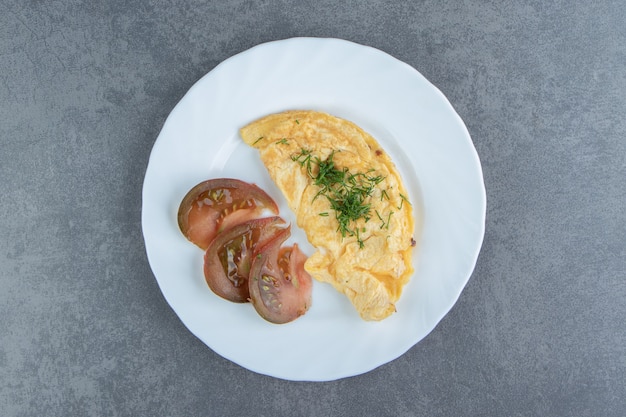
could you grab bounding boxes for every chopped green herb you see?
[375,209,385,228]
[319,212,329,217]
[252,136,264,145]
[291,148,313,176]
[275,138,289,145]
[398,193,411,209]
[295,119,300,124]
[355,228,364,249]
[291,148,386,248]
[385,211,394,230]
[381,188,389,201]
[375,209,394,229]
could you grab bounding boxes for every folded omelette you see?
[240,110,415,320]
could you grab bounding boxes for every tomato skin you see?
[248,233,313,324]
[178,178,279,250]
[203,216,288,303]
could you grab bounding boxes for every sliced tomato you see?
[178,178,279,250]
[203,216,289,303]
[248,233,313,324]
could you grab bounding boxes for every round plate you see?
[142,37,486,381]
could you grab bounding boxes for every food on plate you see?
[178,178,312,324]
[178,178,278,250]
[203,216,288,303]
[249,227,312,324]
[241,110,415,321]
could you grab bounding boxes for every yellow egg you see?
[241,110,415,320]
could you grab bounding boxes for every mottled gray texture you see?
[1,0,624,416]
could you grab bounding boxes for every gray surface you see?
[1,0,625,416]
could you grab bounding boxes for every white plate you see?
[142,37,486,381]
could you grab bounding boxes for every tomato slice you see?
[178,178,279,250]
[248,232,313,324]
[203,216,289,303]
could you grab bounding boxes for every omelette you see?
[240,110,415,321]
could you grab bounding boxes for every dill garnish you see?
[291,148,314,179]
[291,148,386,248]
[385,211,393,230]
[398,193,411,209]
[275,138,289,145]
[380,188,389,201]
[375,209,393,229]
[252,136,264,145]
[375,209,385,228]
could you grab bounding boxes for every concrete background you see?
[1,1,624,416]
